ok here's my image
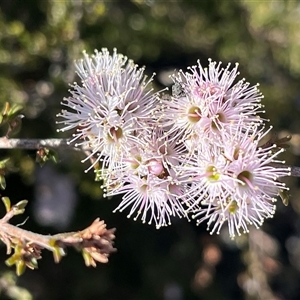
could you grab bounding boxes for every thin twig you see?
[0,198,116,275]
[0,137,73,150]
[1,137,300,178]
[0,222,54,251]
[291,166,300,177]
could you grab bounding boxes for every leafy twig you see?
[0,197,116,276]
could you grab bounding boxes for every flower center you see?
[130,155,141,170]
[233,147,240,160]
[206,165,220,182]
[228,200,238,214]
[187,106,201,123]
[211,113,226,130]
[237,171,253,187]
[108,126,123,142]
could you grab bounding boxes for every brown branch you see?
[0,197,116,275]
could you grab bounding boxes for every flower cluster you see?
[58,49,291,238]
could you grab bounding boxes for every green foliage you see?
[35,148,57,166]
[0,158,9,189]
[5,243,37,277]
[0,102,23,137]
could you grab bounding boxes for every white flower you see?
[103,129,190,228]
[185,125,290,238]
[159,59,265,148]
[57,48,158,171]
[58,51,291,238]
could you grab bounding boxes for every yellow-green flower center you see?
[206,165,220,181]
[188,106,201,123]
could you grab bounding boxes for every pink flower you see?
[183,125,290,238]
[58,51,291,238]
[160,59,265,148]
[103,129,190,228]
[57,48,158,171]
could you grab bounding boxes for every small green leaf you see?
[0,158,9,169]
[82,249,94,267]
[1,102,10,116]
[5,254,19,266]
[50,243,66,263]
[48,149,58,163]
[2,197,11,212]
[14,244,23,255]
[8,104,23,117]
[279,189,290,206]
[26,258,38,270]
[14,200,28,210]
[7,115,23,137]
[16,260,26,276]
[0,103,23,127]
[12,200,28,215]
[36,148,58,166]
[0,175,6,190]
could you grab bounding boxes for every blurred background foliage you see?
[0,0,300,299]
